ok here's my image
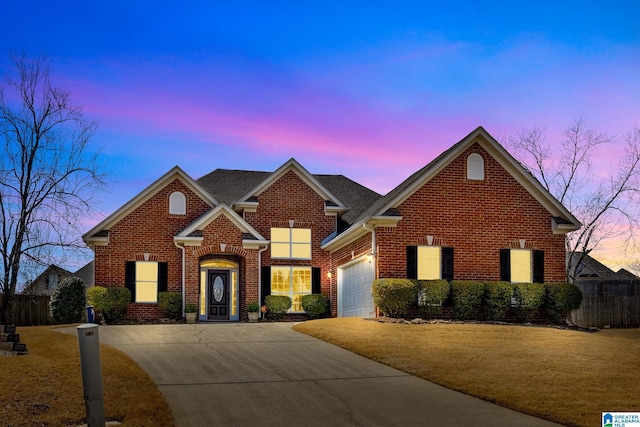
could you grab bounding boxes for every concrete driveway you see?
[61,323,562,427]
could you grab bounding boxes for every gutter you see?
[174,241,186,318]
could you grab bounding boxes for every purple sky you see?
[3,1,639,269]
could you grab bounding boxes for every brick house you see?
[83,127,580,321]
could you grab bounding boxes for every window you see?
[169,191,186,215]
[125,261,168,303]
[47,274,59,290]
[261,266,321,313]
[500,249,544,283]
[467,153,484,180]
[418,246,441,280]
[406,246,454,281]
[271,228,311,259]
[271,266,312,312]
[136,261,158,303]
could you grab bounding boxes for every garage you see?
[338,257,375,318]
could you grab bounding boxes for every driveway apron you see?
[61,323,562,427]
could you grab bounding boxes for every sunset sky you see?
[2,1,639,270]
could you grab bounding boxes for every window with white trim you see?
[169,191,186,215]
[136,261,159,303]
[270,266,312,312]
[271,227,311,259]
[417,246,441,280]
[510,249,532,283]
[467,153,485,180]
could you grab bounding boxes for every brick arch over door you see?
[195,244,248,258]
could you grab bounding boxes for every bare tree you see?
[508,117,640,282]
[0,54,105,324]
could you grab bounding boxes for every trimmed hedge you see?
[415,280,450,319]
[372,279,417,318]
[91,286,131,324]
[50,276,87,324]
[483,281,513,321]
[265,295,292,319]
[512,283,545,322]
[158,292,182,320]
[301,294,329,319]
[450,280,484,320]
[545,282,583,324]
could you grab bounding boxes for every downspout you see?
[363,223,377,260]
[174,241,186,318]
[257,245,269,319]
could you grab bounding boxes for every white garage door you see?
[338,257,375,318]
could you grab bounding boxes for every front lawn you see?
[0,325,174,426]
[293,318,640,427]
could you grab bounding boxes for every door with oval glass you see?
[208,270,229,320]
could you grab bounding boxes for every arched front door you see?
[208,270,229,320]
[200,259,239,321]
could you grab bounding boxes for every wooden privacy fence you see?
[571,279,640,328]
[0,294,52,326]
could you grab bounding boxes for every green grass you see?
[293,318,640,427]
[0,325,175,426]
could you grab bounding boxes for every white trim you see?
[176,204,266,241]
[83,166,218,242]
[235,158,347,210]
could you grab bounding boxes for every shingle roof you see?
[196,169,382,227]
[197,170,270,205]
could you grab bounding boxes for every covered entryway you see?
[200,259,239,321]
[338,257,375,318]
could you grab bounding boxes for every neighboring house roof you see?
[22,264,73,296]
[322,126,581,251]
[572,252,638,280]
[74,261,95,288]
[83,166,218,243]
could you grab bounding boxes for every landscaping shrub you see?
[450,281,484,320]
[512,283,545,322]
[372,278,416,318]
[86,285,108,322]
[301,294,329,319]
[158,292,182,320]
[483,281,513,321]
[98,287,131,324]
[416,280,449,319]
[264,295,292,319]
[545,282,583,324]
[50,276,87,324]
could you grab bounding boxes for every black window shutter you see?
[533,250,545,283]
[500,249,510,282]
[441,247,454,281]
[125,261,136,302]
[406,246,417,279]
[312,267,321,294]
[158,262,168,292]
[261,266,271,305]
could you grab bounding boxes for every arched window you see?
[467,153,485,180]
[169,191,186,215]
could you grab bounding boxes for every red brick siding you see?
[244,170,336,297]
[93,178,211,320]
[375,143,567,282]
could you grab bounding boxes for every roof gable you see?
[83,166,217,242]
[175,204,266,244]
[323,126,581,250]
[236,158,347,209]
